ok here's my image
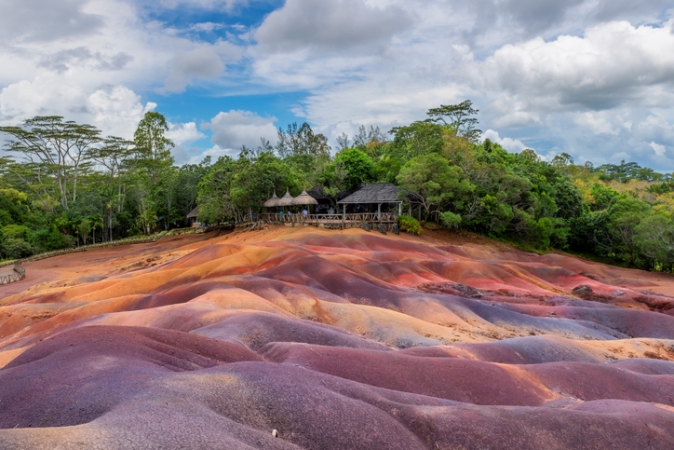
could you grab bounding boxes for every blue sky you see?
[1,0,674,169]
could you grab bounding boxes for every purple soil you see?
[2,228,674,449]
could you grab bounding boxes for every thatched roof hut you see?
[263,192,280,208]
[276,189,295,207]
[337,183,401,205]
[292,190,319,206]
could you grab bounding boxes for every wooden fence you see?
[0,262,26,285]
[262,212,397,225]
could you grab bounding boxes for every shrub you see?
[1,237,33,259]
[397,215,421,236]
[440,211,462,230]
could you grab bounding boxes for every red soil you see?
[1,226,674,449]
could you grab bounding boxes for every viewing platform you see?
[262,212,398,229]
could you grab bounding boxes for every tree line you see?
[0,112,208,259]
[2,103,674,272]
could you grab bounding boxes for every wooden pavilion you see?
[262,183,401,230]
[337,183,402,220]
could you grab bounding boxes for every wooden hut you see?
[276,189,295,209]
[186,206,199,227]
[292,190,319,213]
[263,192,280,208]
[337,183,402,219]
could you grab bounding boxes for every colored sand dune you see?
[2,227,674,449]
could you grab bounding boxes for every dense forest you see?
[2,102,674,272]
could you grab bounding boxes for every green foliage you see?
[635,214,674,268]
[427,100,481,142]
[133,111,175,183]
[590,184,619,210]
[332,148,375,190]
[397,215,421,236]
[440,211,461,230]
[2,105,674,272]
[396,153,473,221]
[0,237,33,259]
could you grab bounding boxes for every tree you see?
[608,197,651,264]
[276,122,331,159]
[635,214,674,269]
[396,153,473,221]
[427,101,481,142]
[332,148,375,190]
[0,116,100,208]
[133,112,175,184]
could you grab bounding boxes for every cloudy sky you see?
[1,0,674,169]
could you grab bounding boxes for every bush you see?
[397,215,421,236]
[440,211,462,230]
[1,237,34,259]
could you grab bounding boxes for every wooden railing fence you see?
[0,262,26,285]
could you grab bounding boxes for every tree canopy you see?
[3,102,674,273]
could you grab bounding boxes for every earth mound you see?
[1,226,674,449]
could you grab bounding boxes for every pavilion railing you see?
[262,212,397,224]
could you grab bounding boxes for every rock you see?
[572,285,593,299]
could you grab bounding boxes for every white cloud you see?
[166,121,207,164]
[203,110,278,149]
[254,0,412,53]
[0,0,104,43]
[187,145,237,165]
[650,142,667,156]
[167,121,205,145]
[164,42,240,92]
[3,0,674,171]
[0,0,243,134]
[483,129,530,153]
[88,86,156,138]
[575,112,619,135]
[480,20,674,112]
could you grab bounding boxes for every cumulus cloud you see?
[167,121,205,144]
[203,110,278,150]
[87,86,156,138]
[483,129,530,153]
[164,47,226,92]
[3,0,674,170]
[38,48,133,73]
[0,0,104,43]
[186,144,237,165]
[167,122,207,164]
[480,21,674,112]
[254,0,412,53]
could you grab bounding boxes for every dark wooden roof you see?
[186,206,199,218]
[337,183,401,204]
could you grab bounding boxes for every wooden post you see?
[377,203,381,221]
[342,203,346,229]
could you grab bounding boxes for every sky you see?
[1,0,674,169]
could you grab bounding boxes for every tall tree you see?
[427,100,481,142]
[133,112,175,184]
[0,116,100,208]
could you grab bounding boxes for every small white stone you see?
[272,429,279,438]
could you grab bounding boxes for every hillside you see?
[1,227,674,449]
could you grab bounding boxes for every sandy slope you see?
[1,226,674,449]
